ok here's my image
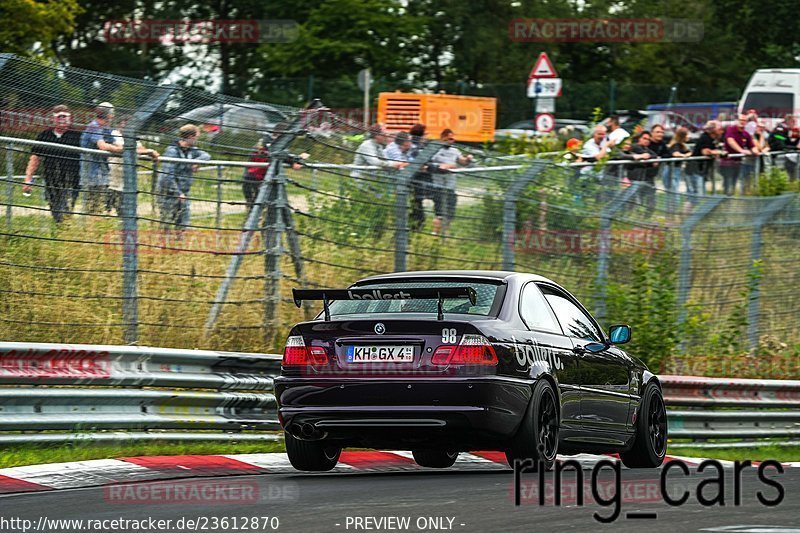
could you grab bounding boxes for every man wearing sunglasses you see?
[23,105,82,223]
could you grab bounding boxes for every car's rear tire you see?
[505,379,559,471]
[412,449,459,468]
[620,381,667,468]
[284,432,341,472]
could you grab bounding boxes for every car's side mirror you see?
[608,324,631,345]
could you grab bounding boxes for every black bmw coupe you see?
[275,270,667,471]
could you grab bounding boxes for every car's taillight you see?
[283,336,328,365]
[432,334,498,365]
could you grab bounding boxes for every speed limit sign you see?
[535,113,555,133]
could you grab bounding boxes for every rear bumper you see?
[274,376,532,449]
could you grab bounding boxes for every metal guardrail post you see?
[747,194,795,351]
[394,141,442,272]
[121,85,175,345]
[677,196,724,352]
[205,114,304,335]
[501,162,548,270]
[5,143,13,230]
[594,182,642,324]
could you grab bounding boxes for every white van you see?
[739,69,800,129]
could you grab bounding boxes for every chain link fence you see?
[0,54,798,360]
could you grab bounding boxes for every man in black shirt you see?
[629,131,659,216]
[23,105,82,223]
[686,120,723,196]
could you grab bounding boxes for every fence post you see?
[5,144,13,230]
[263,168,286,342]
[501,162,548,270]
[710,157,719,195]
[594,181,642,325]
[753,155,761,193]
[215,164,223,230]
[747,194,794,352]
[393,141,442,272]
[121,85,175,345]
[150,164,158,215]
[677,196,724,353]
[204,112,304,335]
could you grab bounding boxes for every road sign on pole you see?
[535,113,555,133]
[528,52,558,80]
[536,97,555,113]
[526,78,562,98]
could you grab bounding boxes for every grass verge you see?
[667,444,800,462]
[0,439,286,469]
[2,439,797,469]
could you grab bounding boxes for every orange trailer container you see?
[377,92,496,142]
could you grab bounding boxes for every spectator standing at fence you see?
[744,109,759,136]
[629,131,659,216]
[580,125,610,179]
[408,123,431,231]
[753,121,770,154]
[241,135,306,213]
[430,128,473,236]
[107,126,159,216]
[769,115,799,178]
[80,102,122,215]
[157,124,211,237]
[242,137,271,213]
[23,105,82,223]
[685,120,723,197]
[665,127,692,214]
[384,131,412,162]
[350,124,406,180]
[606,115,629,146]
[721,114,759,195]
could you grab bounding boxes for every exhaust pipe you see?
[288,422,325,440]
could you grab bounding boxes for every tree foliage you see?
[1,0,799,105]
[0,0,82,57]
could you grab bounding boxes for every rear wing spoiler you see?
[292,287,477,321]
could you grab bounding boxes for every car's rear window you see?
[327,280,502,317]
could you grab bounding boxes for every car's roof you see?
[356,270,558,284]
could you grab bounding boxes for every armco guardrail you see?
[661,375,800,446]
[0,342,282,443]
[1,344,798,446]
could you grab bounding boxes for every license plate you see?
[345,345,414,363]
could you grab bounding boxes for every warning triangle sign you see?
[529,52,557,79]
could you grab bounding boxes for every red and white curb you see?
[0,452,795,495]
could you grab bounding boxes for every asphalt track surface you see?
[2,466,798,532]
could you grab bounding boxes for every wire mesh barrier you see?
[0,54,799,359]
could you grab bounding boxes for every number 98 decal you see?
[442,328,457,344]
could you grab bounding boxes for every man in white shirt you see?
[580,125,611,177]
[350,124,407,179]
[429,128,473,235]
[606,115,629,146]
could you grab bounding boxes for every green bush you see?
[757,166,790,196]
[604,250,679,369]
